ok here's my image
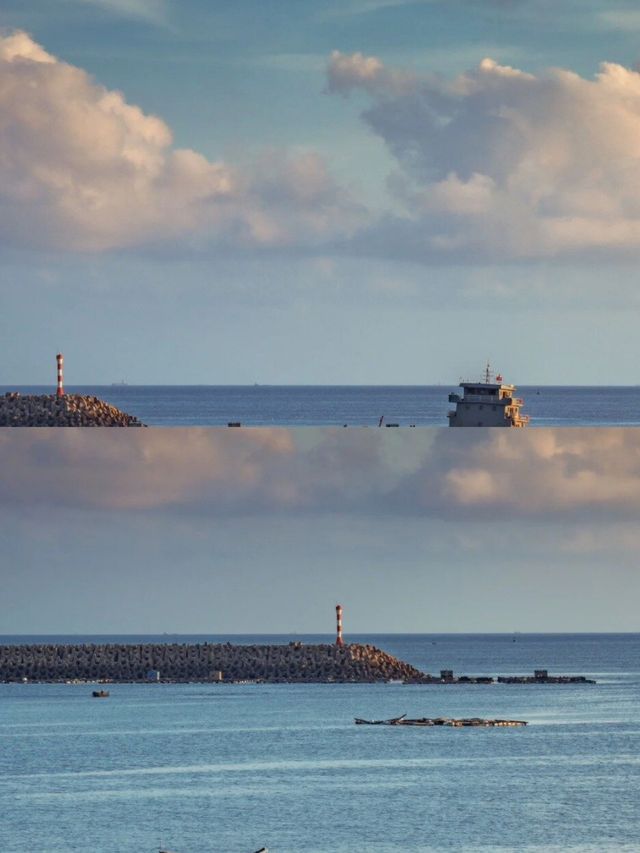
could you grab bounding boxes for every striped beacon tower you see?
[56,353,64,398]
[335,604,344,647]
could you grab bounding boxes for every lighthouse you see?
[336,604,344,647]
[56,353,64,398]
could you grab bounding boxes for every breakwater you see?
[0,645,597,685]
[0,643,428,683]
[0,393,145,426]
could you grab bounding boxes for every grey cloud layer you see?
[2,428,640,520]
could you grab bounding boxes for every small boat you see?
[92,690,110,698]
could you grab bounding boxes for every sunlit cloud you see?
[7,28,640,269]
[0,31,364,253]
[328,51,640,262]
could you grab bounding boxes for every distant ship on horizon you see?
[447,363,529,427]
[111,380,128,387]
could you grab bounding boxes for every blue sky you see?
[2,428,640,633]
[3,1,640,383]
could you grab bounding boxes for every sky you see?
[2,427,640,634]
[3,1,640,383]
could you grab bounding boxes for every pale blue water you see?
[2,634,639,852]
[4,385,640,426]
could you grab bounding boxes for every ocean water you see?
[4,385,640,426]
[1,633,639,853]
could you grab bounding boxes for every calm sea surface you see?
[2,633,639,853]
[4,385,640,426]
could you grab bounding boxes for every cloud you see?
[10,29,640,268]
[3,428,640,523]
[0,429,297,510]
[397,429,640,518]
[327,50,640,262]
[0,429,408,514]
[326,50,415,97]
[0,31,363,252]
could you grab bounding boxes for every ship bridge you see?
[447,363,529,427]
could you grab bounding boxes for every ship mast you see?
[484,360,491,384]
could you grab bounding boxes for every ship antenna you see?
[484,360,491,384]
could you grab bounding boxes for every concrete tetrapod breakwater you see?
[0,643,429,684]
[0,393,145,426]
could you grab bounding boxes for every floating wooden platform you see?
[422,669,595,685]
[496,675,595,684]
[355,714,527,727]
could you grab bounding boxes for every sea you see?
[1,633,639,853]
[4,385,640,427]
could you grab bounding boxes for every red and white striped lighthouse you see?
[335,604,344,647]
[56,353,64,397]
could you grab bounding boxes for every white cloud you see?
[326,50,413,97]
[328,50,640,261]
[0,31,363,252]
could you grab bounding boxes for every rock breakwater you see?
[0,393,145,426]
[0,642,428,684]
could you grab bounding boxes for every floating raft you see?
[422,669,595,685]
[355,714,527,727]
[496,674,595,684]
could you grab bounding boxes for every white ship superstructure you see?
[448,363,529,427]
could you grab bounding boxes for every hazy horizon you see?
[3,630,639,637]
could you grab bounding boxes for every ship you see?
[447,363,529,427]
